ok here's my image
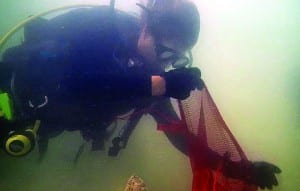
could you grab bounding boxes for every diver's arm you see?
[62,72,153,99]
[62,67,202,100]
[149,98,188,155]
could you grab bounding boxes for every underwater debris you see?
[123,175,148,191]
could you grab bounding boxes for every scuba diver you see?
[0,0,280,190]
[0,0,201,157]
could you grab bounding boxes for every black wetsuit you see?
[1,6,163,149]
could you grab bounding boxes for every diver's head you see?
[137,0,200,70]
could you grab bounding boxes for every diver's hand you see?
[163,67,203,100]
[250,161,281,190]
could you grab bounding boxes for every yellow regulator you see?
[4,120,40,157]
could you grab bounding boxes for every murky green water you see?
[193,1,300,190]
[0,117,192,191]
[0,0,299,191]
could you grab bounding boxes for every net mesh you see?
[158,84,258,191]
[180,86,246,162]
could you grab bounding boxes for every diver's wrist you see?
[151,76,166,96]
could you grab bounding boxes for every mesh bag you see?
[158,84,258,191]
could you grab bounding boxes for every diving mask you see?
[155,44,192,69]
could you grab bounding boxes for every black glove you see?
[163,67,203,100]
[250,161,281,190]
